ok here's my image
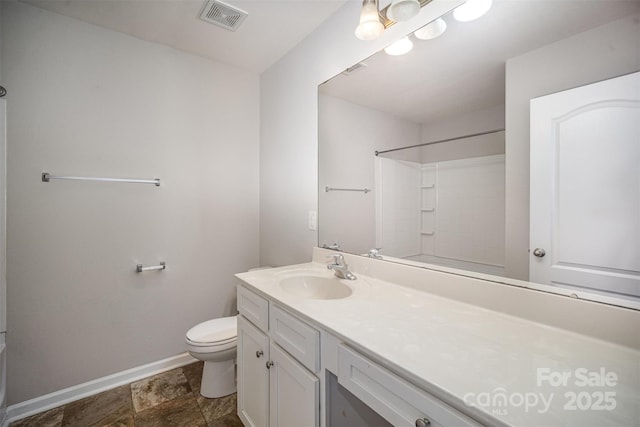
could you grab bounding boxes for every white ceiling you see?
[21,0,349,72]
[320,0,640,125]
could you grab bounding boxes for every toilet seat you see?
[186,336,236,347]
[186,339,236,355]
[185,315,237,354]
[186,316,237,344]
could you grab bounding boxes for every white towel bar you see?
[136,262,166,273]
[42,172,160,186]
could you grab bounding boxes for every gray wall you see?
[504,13,640,280]
[2,1,259,404]
[420,104,505,142]
[418,104,505,164]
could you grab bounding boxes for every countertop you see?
[235,260,640,427]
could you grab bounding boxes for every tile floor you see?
[9,362,244,427]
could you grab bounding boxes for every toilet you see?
[185,315,237,398]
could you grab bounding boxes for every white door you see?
[269,342,319,427]
[530,71,640,302]
[238,315,270,427]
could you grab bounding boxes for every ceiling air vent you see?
[199,0,248,32]
[341,62,368,76]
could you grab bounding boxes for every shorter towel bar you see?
[136,262,166,273]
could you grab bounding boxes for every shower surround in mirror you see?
[375,131,505,275]
[318,91,505,274]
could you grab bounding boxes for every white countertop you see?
[235,260,640,427]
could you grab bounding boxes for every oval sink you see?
[279,275,352,300]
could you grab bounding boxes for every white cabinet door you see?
[269,304,320,373]
[530,71,640,301]
[269,342,319,427]
[238,315,270,427]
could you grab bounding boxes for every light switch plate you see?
[308,210,317,231]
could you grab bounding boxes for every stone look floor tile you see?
[133,394,206,427]
[131,368,191,413]
[181,361,204,394]
[197,393,237,425]
[182,362,242,426]
[207,413,244,427]
[9,406,65,427]
[61,385,133,426]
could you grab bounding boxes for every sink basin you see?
[279,275,352,300]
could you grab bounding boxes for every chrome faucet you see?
[327,254,356,280]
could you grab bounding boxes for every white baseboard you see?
[3,352,197,426]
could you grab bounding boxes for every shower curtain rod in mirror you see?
[375,128,505,156]
[325,186,371,194]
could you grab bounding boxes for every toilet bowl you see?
[185,315,237,398]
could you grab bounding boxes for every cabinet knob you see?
[266,361,274,369]
[256,350,264,358]
[415,418,431,427]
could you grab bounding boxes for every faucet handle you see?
[327,253,345,266]
[368,248,383,259]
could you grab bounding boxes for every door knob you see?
[533,248,546,258]
[415,417,431,427]
[266,361,274,369]
[256,350,264,358]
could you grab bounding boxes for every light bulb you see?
[387,0,421,22]
[414,18,447,40]
[384,37,414,56]
[355,0,384,40]
[453,0,493,22]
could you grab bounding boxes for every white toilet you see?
[185,315,238,398]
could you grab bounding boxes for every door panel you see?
[530,71,640,301]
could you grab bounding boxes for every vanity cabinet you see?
[237,278,485,427]
[237,285,320,427]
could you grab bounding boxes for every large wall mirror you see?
[318,0,640,309]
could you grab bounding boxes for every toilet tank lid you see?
[186,316,237,344]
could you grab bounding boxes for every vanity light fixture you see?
[355,0,385,41]
[387,0,421,22]
[414,17,447,40]
[453,0,492,22]
[384,36,414,56]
